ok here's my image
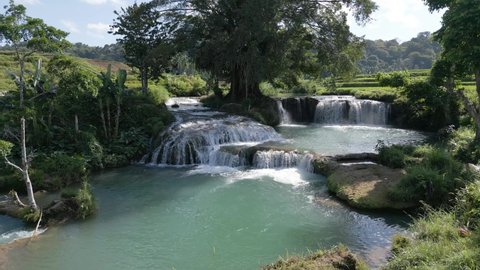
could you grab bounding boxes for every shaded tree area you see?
[358,32,442,74]
[425,0,480,142]
[153,0,377,102]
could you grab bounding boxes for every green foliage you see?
[376,71,410,88]
[456,180,480,230]
[0,0,70,53]
[448,127,480,164]
[377,144,414,169]
[66,42,125,62]
[157,0,376,100]
[262,245,369,270]
[21,207,41,223]
[32,153,88,190]
[358,32,441,74]
[385,209,480,270]
[259,82,281,97]
[164,74,207,97]
[110,2,173,92]
[148,83,170,104]
[0,139,13,157]
[391,148,472,207]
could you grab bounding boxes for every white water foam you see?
[228,168,310,187]
[0,228,48,244]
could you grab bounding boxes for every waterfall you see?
[313,96,389,125]
[148,116,281,166]
[276,100,292,124]
[253,150,314,172]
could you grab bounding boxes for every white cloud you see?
[86,22,110,38]
[17,0,41,5]
[61,20,80,34]
[374,0,422,29]
[348,0,443,41]
[81,0,126,6]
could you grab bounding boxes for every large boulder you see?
[326,163,415,210]
[313,154,416,210]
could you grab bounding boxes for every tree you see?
[47,56,100,133]
[110,2,172,93]
[98,64,127,140]
[0,0,70,108]
[0,118,38,210]
[425,0,480,141]
[155,0,376,102]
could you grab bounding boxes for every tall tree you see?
[110,2,171,93]
[0,118,38,210]
[154,0,376,101]
[425,0,480,141]
[0,0,70,108]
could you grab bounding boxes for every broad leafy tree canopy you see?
[0,0,69,54]
[153,0,377,100]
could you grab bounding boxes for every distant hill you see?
[358,32,442,74]
[66,43,125,63]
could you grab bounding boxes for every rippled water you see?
[277,124,427,156]
[3,167,408,270]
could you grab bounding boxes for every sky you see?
[9,0,445,46]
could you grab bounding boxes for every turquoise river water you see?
[0,102,427,270]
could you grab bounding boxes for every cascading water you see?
[253,150,314,172]
[145,98,314,171]
[277,96,390,125]
[276,100,292,124]
[148,116,280,166]
[314,96,389,125]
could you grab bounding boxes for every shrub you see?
[377,144,411,168]
[165,74,207,96]
[259,82,281,96]
[376,71,410,88]
[74,182,96,220]
[149,83,170,104]
[32,153,88,190]
[103,153,129,168]
[456,180,480,230]
[448,128,480,164]
[385,210,480,270]
[391,148,472,207]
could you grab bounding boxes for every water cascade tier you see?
[278,96,390,125]
[143,98,314,170]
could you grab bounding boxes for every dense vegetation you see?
[358,32,442,74]
[0,1,174,222]
[1,0,480,269]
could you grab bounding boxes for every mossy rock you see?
[326,163,416,210]
[263,245,369,270]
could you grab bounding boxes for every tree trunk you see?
[114,95,121,138]
[74,114,79,133]
[106,101,112,138]
[228,64,263,102]
[99,99,108,139]
[140,65,148,94]
[20,118,38,210]
[19,60,25,108]
[475,69,480,141]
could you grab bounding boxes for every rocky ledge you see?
[313,154,416,210]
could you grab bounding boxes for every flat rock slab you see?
[326,163,415,210]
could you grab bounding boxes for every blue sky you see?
[12,0,444,46]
